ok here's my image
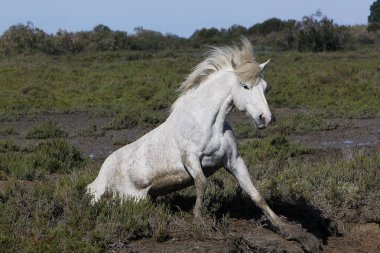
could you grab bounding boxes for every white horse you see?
[87,38,320,251]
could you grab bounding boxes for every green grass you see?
[0,48,379,251]
[26,121,67,139]
[0,139,84,180]
[103,107,166,130]
[0,134,378,251]
[0,140,20,153]
[0,167,171,252]
[0,127,19,135]
[0,51,196,125]
[233,112,339,139]
[0,49,379,127]
[262,51,380,118]
[78,124,105,137]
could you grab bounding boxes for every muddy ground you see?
[0,110,379,252]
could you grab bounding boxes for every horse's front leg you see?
[226,156,282,225]
[183,154,207,220]
[226,156,322,252]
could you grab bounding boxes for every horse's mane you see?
[177,37,261,95]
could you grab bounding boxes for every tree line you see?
[0,12,378,55]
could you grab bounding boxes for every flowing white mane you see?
[177,37,261,95]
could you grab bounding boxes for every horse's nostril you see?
[259,114,265,124]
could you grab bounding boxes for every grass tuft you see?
[26,121,68,139]
[0,140,20,153]
[78,124,105,137]
[0,127,19,135]
[0,139,85,180]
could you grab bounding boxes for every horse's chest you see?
[203,135,223,155]
[201,140,226,168]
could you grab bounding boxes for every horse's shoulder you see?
[221,121,239,156]
[222,122,236,141]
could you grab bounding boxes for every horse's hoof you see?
[280,224,322,253]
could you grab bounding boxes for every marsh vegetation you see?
[0,21,379,252]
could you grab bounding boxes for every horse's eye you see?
[242,84,249,90]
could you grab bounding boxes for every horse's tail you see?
[86,175,107,204]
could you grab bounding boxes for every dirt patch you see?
[0,112,150,160]
[122,218,318,253]
[290,117,380,150]
[324,223,380,253]
[116,219,380,253]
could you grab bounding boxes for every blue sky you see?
[0,0,374,38]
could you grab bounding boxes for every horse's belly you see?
[148,170,193,197]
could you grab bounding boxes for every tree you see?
[0,21,49,54]
[247,18,285,35]
[190,28,223,47]
[297,12,350,52]
[368,0,380,31]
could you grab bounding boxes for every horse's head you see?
[231,59,272,129]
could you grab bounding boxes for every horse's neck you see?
[171,72,234,134]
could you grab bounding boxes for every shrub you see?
[0,140,20,153]
[26,121,67,139]
[248,18,285,35]
[31,139,84,174]
[297,12,350,52]
[105,108,164,130]
[367,22,380,32]
[78,124,105,137]
[0,22,49,55]
[93,197,170,243]
[0,127,19,135]
[240,134,314,164]
[190,27,224,47]
[0,171,171,251]
[355,31,376,44]
[0,139,84,180]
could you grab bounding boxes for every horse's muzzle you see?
[257,114,275,129]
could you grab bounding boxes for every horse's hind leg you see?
[226,156,322,252]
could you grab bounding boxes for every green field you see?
[1,49,380,120]
[0,47,379,252]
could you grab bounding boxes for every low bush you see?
[105,109,165,130]
[78,124,105,137]
[0,140,20,153]
[0,139,84,180]
[31,139,83,174]
[0,167,171,252]
[0,127,19,135]
[26,121,67,139]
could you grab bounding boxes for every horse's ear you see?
[259,59,270,71]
